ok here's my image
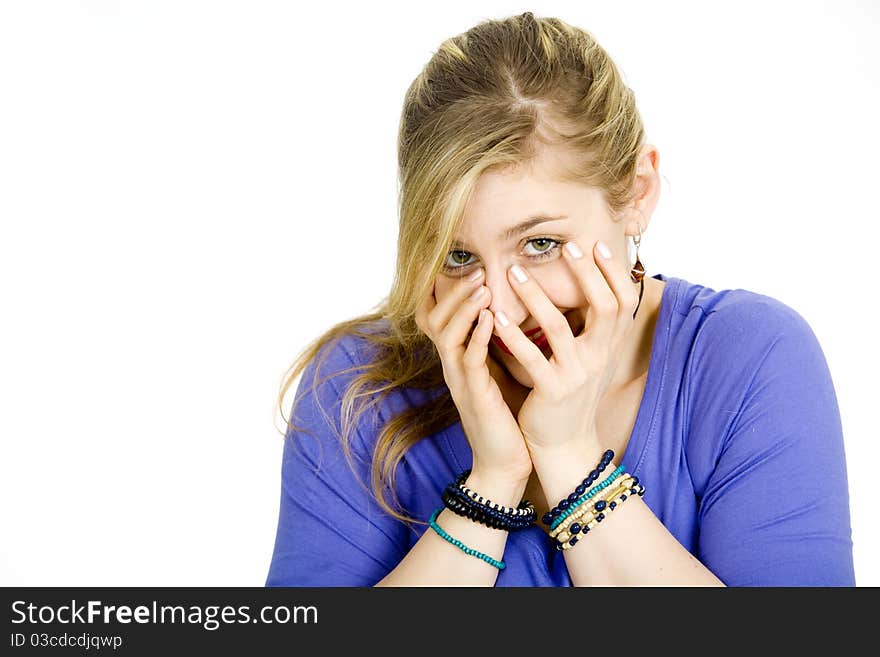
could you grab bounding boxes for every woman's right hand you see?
[415,269,533,486]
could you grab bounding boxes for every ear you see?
[627,144,661,237]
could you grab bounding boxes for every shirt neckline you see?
[619,272,680,477]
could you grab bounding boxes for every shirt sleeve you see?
[691,299,855,586]
[265,336,410,586]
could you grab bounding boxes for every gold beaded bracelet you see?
[550,475,633,540]
[549,473,631,539]
[554,478,635,543]
[557,475,635,537]
[559,482,644,551]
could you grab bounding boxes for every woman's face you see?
[433,147,636,389]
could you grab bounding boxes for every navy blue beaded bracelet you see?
[452,470,536,520]
[442,470,536,531]
[541,449,615,526]
[442,486,534,531]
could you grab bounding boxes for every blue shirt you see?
[265,273,855,586]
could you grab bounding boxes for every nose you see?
[485,264,528,331]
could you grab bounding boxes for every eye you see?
[446,250,473,268]
[441,238,563,273]
[523,238,559,257]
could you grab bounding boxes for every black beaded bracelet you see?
[457,481,530,517]
[442,484,536,531]
[541,449,615,526]
[441,488,533,531]
[441,470,536,531]
[454,469,535,518]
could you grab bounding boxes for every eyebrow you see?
[451,214,569,250]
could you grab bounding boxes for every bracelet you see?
[556,481,646,551]
[441,486,534,531]
[442,469,536,532]
[553,477,635,542]
[549,471,630,538]
[429,507,506,570]
[549,464,628,532]
[457,479,530,517]
[455,469,534,517]
[542,449,615,526]
[550,472,631,538]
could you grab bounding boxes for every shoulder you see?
[702,286,830,406]
[683,278,811,338]
[673,278,821,375]
[676,278,840,489]
[295,322,386,406]
[289,320,438,459]
[676,278,832,456]
[284,325,381,465]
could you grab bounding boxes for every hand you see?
[415,269,533,484]
[493,240,640,452]
[485,349,530,418]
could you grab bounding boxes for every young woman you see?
[265,12,855,586]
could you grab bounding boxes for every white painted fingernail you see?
[495,310,510,327]
[470,286,485,301]
[565,241,583,258]
[597,240,612,259]
[510,264,528,283]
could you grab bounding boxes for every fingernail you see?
[470,286,485,301]
[510,264,528,283]
[495,310,510,327]
[597,240,612,259]
[468,267,484,282]
[565,241,583,258]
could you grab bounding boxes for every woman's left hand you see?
[495,239,640,452]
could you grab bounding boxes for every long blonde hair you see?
[276,11,647,533]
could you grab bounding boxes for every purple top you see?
[265,273,855,586]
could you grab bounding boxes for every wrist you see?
[465,469,529,509]
[528,438,612,504]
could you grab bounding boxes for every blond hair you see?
[276,11,647,533]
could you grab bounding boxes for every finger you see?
[425,268,485,336]
[462,307,493,372]
[414,281,437,336]
[591,240,641,332]
[440,283,491,355]
[493,309,554,390]
[561,240,619,346]
[506,264,578,366]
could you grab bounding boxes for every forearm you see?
[374,472,527,586]
[531,439,725,587]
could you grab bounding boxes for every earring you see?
[630,223,646,283]
[630,223,646,320]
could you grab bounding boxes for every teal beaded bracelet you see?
[429,507,506,570]
[549,464,627,532]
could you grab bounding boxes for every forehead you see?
[459,145,604,236]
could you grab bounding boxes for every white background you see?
[1,0,877,586]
